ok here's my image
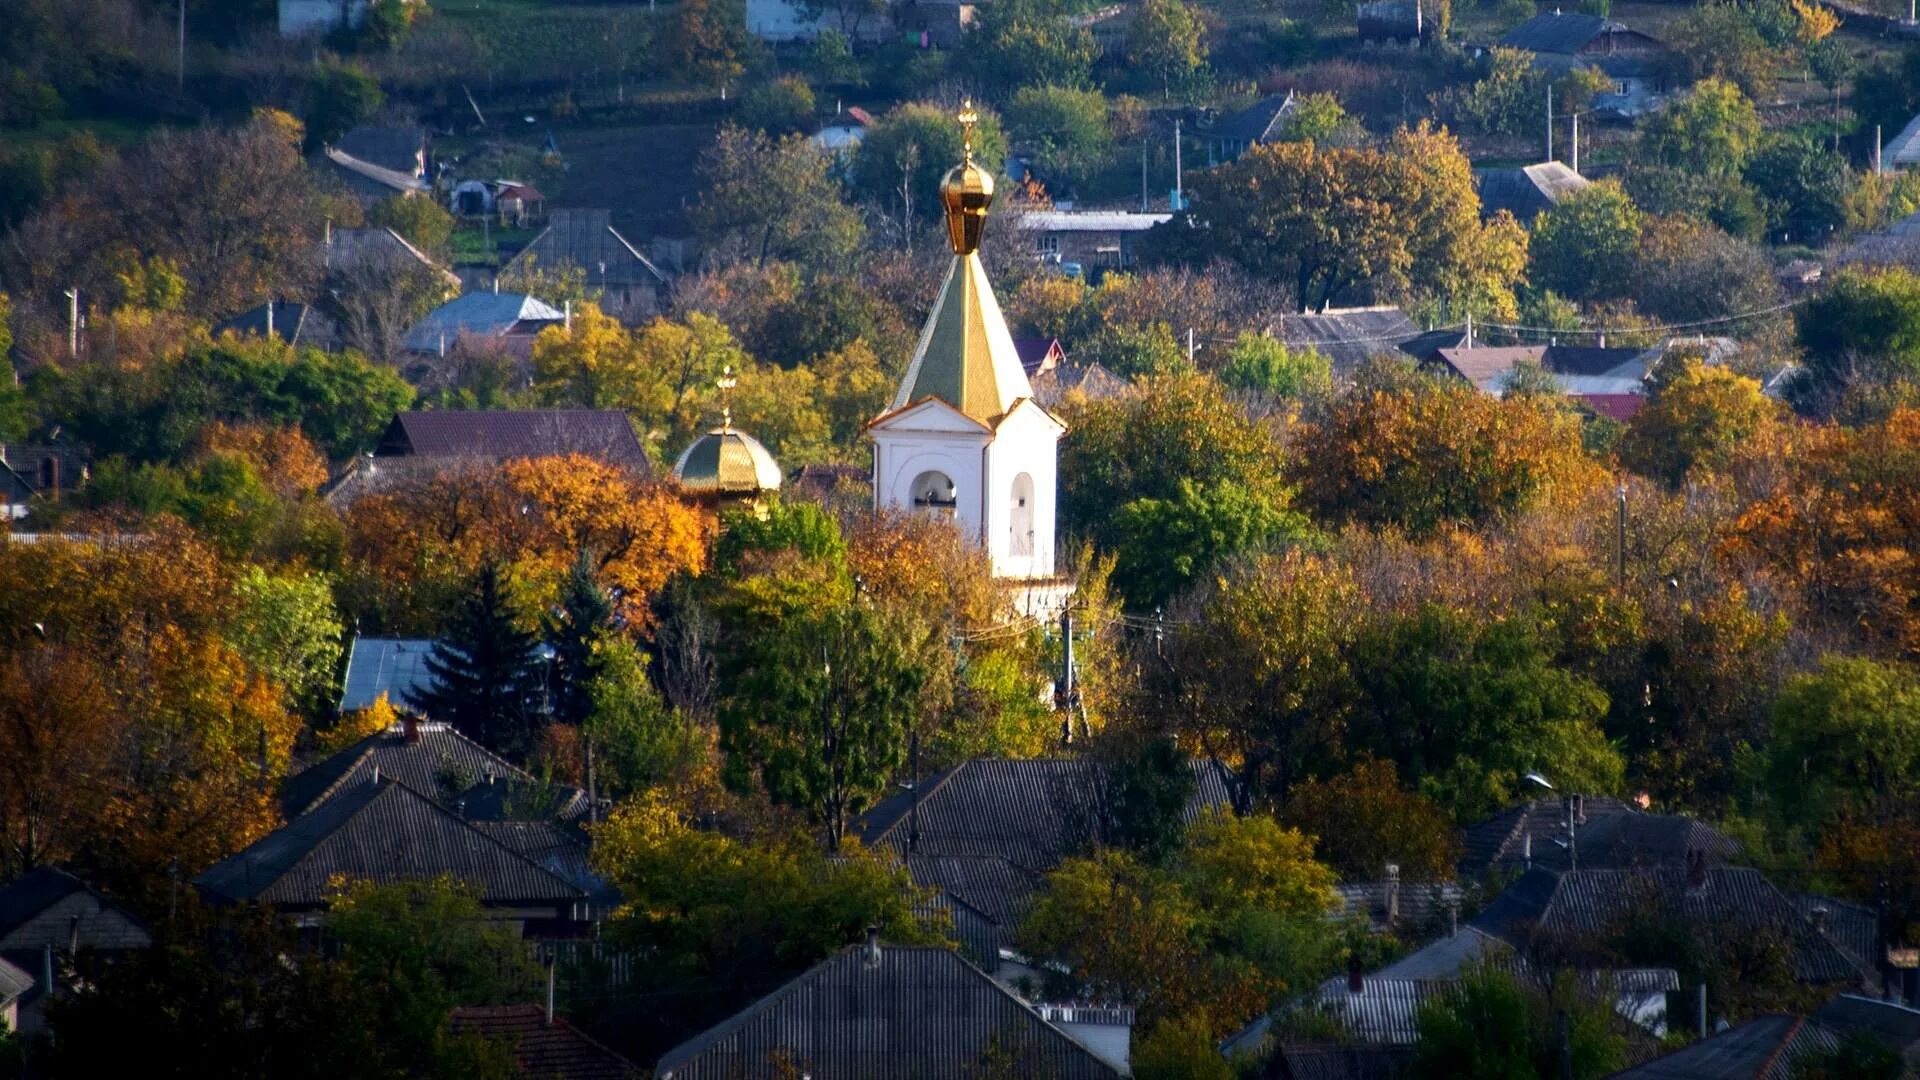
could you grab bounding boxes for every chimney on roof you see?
[372,766,381,783]
[1447,898,1460,938]
[1809,905,1829,936]
[1384,863,1401,926]
[403,714,420,744]
[1597,331,1607,348]
[68,914,80,956]
[1347,953,1364,993]
[1685,849,1707,889]
[864,925,884,968]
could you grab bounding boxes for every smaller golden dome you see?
[672,427,783,497]
[941,101,994,256]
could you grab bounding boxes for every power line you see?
[1477,297,1808,338]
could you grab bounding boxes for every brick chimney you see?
[402,714,420,743]
[1384,863,1401,927]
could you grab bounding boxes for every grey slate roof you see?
[501,209,665,289]
[1211,92,1298,145]
[1472,866,1872,986]
[338,637,438,714]
[0,955,30,1005]
[1475,162,1591,223]
[214,301,343,351]
[1271,307,1423,378]
[1793,894,1880,979]
[1373,927,1511,979]
[374,409,649,471]
[1459,797,1737,876]
[334,127,426,176]
[1811,994,1920,1058]
[655,945,1124,1079]
[1498,12,1623,54]
[402,293,564,353]
[1606,1014,1840,1079]
[195,778,587,909]
[0,867,147,948]
[1310,978,1450,1044]
[903,855,1040,929]
[1030,361,1129,407]
[857,758,1233,871]
[279,720,586,822]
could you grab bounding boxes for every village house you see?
[500,209,669,323]
[0,868,151,1036]
[371,408,650,472]
[1474,161,1591,223]
[320,126,431,205]
[654,939,1127,1079]
[1271,306,1425,379]
[0,445,88,520]
[1017,209,1171,273]
[1205,92,1298,165]
[1495,12,1672,118]
[401,292,565,357]
[214,301,343,352]
[450,1004,645,1079]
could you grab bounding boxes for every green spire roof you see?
[889,253,1034,425]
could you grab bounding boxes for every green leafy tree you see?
[368,194,455,259]
[1127,0,1210,100]
[1005,85,1113,189]
[1529,180,1643,302]
[1350,606,1622,821]
[964,0,1099,94]
[1630,214,1780,323]
[853,102,1007,228]
[1411,965,1627,1079]
[664,0,754,92]
[1218,333,1332,399]
[738,74,817,134]
[806,29,860,85]
[717,595,937,850]
[1635,78,1763,179]
[1763,656,1920,832]
[1278,92,1360,145]
[408,564,546,756]
[693,125,865,268]
[1621,358,1779,487]
[1058,369,1294,593]
[327,876,542,1060]
[1281,756,1462,881]
[584,636,704,800]
[1431,47,1545,137]
[1112,478,1309,610]
[227,566,345,714]
[1743,134,1852,243]
[1658,5,1784,98]
[1791,265,1920,416]
[303,63,384,150]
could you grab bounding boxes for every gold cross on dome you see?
[957,101,978,163]
[717,365,737,432]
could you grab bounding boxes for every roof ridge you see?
[870,760,971,844]
[292,744,379,818]
[371,777,587,898]
[1756,1014,1808,1078]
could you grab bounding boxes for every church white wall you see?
[872,428,990,545]
[984,406,1061,579]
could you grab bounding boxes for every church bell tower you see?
[867,103,1065,580]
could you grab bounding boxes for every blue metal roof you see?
[338,636,438,713]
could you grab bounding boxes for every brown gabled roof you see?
[450,1004,643,1079]
[375,409,650,472]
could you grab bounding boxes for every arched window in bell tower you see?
[910,470,958,513]
[1010,472,1035,557]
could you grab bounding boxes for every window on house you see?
[1036,234,1060,256]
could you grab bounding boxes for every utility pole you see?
[1186,327,1197,363]
[1616,481,1627,592]
[1140,139,1148,211]
[1876,125,1884,174]
[178,0,186,92]
[64,288,78,359]
[1570,112,1580,174]
[1173,117,1183,210]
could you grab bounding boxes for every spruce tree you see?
[408,564,544,756]
[545,548,615,729]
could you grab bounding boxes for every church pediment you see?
[867,396,994,435]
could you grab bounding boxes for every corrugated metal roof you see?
[279,721,574,820]
[1811,994,1920,1054]
[1272,307,1423,377]
[1459,798,1737,876]
[1793,893,1880,978]
[450,1004,643,1078]
[502,209,665,288]
[1498,12,1620,53]
[1475,866,1871,985]
[338,637,438,713]
[0,867,148,949]
[1884,112,1920,169]
[1608,1014,1840,1079]
[376,409,648,471]
[1210,93,1298,144]
[904,855,1040,928]
[1017,211,1172,233]
[402,294,565,352]
[196,778,587,908]
[1374,927,1509,979]
[0,954,30,1004]
[1475,163,1591,222]
[1310,978,1451,1044]
[655,946,1123,1079]
[858,758,1233,871]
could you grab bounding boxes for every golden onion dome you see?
[672,427,783,496]
[941,101,994,256]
